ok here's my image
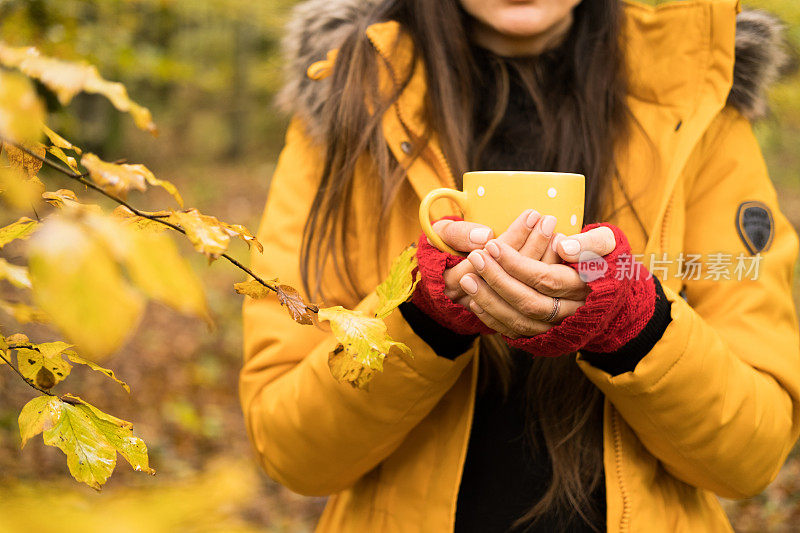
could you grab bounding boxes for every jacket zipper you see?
[612,407,631,532]
[366,29,457,191]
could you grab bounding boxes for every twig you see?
[0,349,54,396]
[10,141,319,314]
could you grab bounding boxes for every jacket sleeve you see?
[577,107,800,499]
[239,117,474,496]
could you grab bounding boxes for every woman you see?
[241,0,800,531]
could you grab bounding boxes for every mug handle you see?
[419,188,469,256]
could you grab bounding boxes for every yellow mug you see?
[419,171,585,255]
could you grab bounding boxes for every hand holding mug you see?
[461,224,617,338]
[433,210,564,308]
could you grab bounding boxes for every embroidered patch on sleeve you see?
[736,201,774,255]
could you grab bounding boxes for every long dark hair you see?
[300,0,629,529]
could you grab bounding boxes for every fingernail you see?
[540,215,557,237]
[460,275,478,294]
[469,227,491,244]
[525,210,541,229]
[485,240,500,258]
[470,301,484,314]
[468,251,485,271]
[551,233,564,252]
[561,239,580,255]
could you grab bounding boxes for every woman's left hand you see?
[460,225,616,339]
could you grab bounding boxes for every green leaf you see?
[0,216,37,248]
[42,398,118,490]
[64,352,130,393]
[18,395,61,448]
[0,257,31,288]
[318,306,412,389]
[375,245,419,319]
[17,341,73,390]
[64,394,154,476]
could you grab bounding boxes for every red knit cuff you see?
[411,217,494,336]
[505,223,656,356]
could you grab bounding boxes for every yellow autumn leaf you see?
[170,209,232,259]
[0,300,49,324]
[42,397,118,490]
[5,332,30,345]
[0,216,37,247]
[125,229,210,323]
[0,335,7,365]
[41,125,82,154]
[318,306,412,388]
[375,245,419,319]
[0,164,45,209]
[42,188,78,206]
[18,395,62,448]
[328,344,376,389]
[46,145,79,172]
[233,279,274,299]
[80,153,182,205]
[28,217,144,359]
[112,205,171,234]
[64,394,155,477]
[17,341,74,390]
[222,223,263,253]
[0,71,45,144]
[0,257,31,288]
[0,43,157,135]
[41,188,102,213]
[64,351,130,393]
[3,142,46,179]
[170,209,263,259]
[80,153,147,199]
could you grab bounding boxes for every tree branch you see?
[9,141,319,314]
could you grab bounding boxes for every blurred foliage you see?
[0,0,296,161]
[0,0,798,531]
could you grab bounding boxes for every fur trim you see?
[274,0,380,142]
[276,2,790,141]
[727,10,792,121]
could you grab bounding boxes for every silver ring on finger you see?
[544,297,561,323]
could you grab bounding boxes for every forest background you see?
[0,0,798,531]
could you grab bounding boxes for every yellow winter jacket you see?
[240,0,800,531]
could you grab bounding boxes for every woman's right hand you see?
[433,209,564,308]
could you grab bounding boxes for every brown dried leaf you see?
[277,285,313,325]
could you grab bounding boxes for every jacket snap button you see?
[400,141,412,154]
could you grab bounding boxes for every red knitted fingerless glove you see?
[505,223,656,357]
[411,217,494,336]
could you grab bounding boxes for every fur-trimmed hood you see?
[275,0,792,142]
